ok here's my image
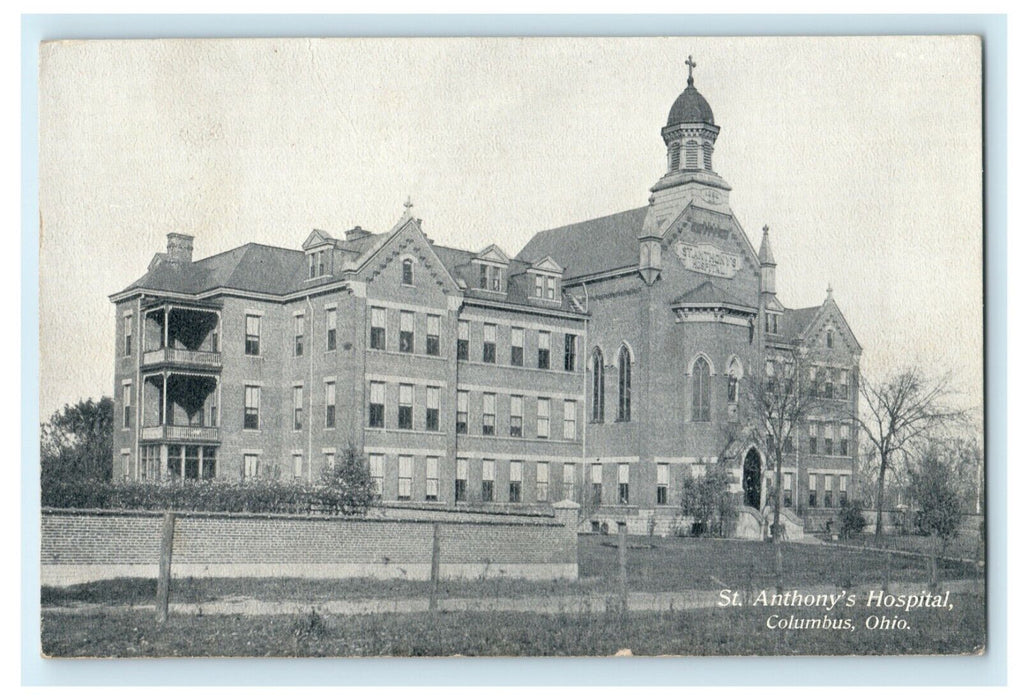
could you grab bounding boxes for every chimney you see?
[166,233,194,265]
[345,226,372,242]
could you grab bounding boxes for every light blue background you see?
[22,13,1007,686]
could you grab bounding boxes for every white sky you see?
[37,36,983,418]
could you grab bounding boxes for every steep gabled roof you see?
[672,280,757,314]
[778,306,821,341]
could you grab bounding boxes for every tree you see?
[40,397,114,497]
[906,441,966,585]
[318,443,377,515]
[853,368,966,542]
[682,463,736,537]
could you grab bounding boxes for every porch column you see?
[161,373,168,429]
[159,444,168,481]
[164,306,171,349]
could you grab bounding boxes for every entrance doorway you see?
[743,448,762,509]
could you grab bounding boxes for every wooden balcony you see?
[142,347,221,369]
[140,424,220,443]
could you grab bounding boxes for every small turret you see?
[758,224,776,296]
[637,196,663,285]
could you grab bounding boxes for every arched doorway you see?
[743,448,762,509]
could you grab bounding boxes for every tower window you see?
[685,140,698,169]
[691,356,711,422]
[703,143,713,170]
[592,349,605,422]
[617,345,632,422]
[669,142,681,172]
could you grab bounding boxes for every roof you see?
[666,83,715,127]
[672,280,755,311]
[516,206,647,280]
[777,306,821,341]
[758,228,776,266]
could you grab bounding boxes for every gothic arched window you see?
[617,346,632,422]
[402,259,414,286]
[727,357,742,404]
[692,356,711,422]
[592,349,605,423]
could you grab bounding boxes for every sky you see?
[37,36,983,419]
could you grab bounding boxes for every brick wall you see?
[41,502,579,586]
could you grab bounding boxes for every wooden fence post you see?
[155,511,177,625]
[429,523,441,612]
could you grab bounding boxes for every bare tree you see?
[853,368,966,542]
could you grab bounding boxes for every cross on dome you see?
[685,55,697,86]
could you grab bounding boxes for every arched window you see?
[402,259,414,285]
[617,346,632,422]
[592,349,605,422]
[669,142,680,172]
[685,140,698,169]
[727,357,742,404]
[826,328,834,348]
[692,356,711,422]
[703,143,714,170]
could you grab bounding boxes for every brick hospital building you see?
[110,63,860,533]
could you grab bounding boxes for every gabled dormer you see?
[301,229,337,281]
[472,244,510,295]
[526,256,564,304]
[763,296,785,336]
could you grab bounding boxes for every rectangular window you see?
[809,474,818,507]
[426,314,441,356]
[244,385,260,430]
[370,307,386,350]
[783,472,793,508]
[839,475,849,507]
[325,381,336,428]
[398,383,414,429]
[479,264,489,290]
[510,327,524,366]
[326,308,337,351]
[534,275,544,298]
[564,334,577,371]
[563,463,575,501]
[457,320,470,360]
[324,451,336,472]
[292,453,303,479]
[824,475,834,508]
[456,390,469,434]
[840,424,850,456]
[545,276,556,300]
[563,400,577,440]
[824,424,834,455]
[536,462,549,502]
[591,463,602,505]
[455,458,468,502]
[398,455,413,501]
[510,395,523,437]
[122,383,132,428]
[537,331,551,369]
[536,397,550,439]
[245,314,261,356]
[426,386,440,431]
[839,369,849,400]
[426,456,439,502]
[483,323,497,363]
[369,381,385,428]
[657,464,669,505]
[209,391,218,427]
[292,385,303,430]
[294,314,305,356]
[808,422,818,454]
[399,311,415,353]
[509,461,522,503]
[482,392,496,436]
[123,315,132,356]
[243,454,259,479]
[482,460,494,502]
[618,463,630,505]
[318,250,325,277]
[825,368,834,399]
[202,446,217,480]
[369,454,384,497]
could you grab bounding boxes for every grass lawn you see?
[841,532,984,562]
[41,592,985,657]
[41,535,980,608]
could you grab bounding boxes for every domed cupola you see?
[660,55,721,176]
[666,80,715,127]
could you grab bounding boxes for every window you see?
[510,327,524,366]
[202,446,217,480]
[509,461,522,503]
[292,385,303,430]
[369,381,385,428]
[369,454,384,497]
[243,454,259,479]
[825,368,834,399]
[766,360,777,394]
[426,456,439,502]
[324,451,336,472]
[537,331,551,369]
[209,392,218,427]
[564,334,577,371]
[245,315,261,355]
[783,472,793,508]
[479,264,502,291]
[123,315,132,356]
[292,453,303,480]
[534,275,544,298]
[536,462,549,502]
[324,381,336,428]
[657,464,669,505]
[590,463,603,505]
[618,464,630,505]
[824,424,834,455]
[456,390,469,434]
[537,398,550,439]
[326,308,337,351]
[563,400,577,440]
[727,358,741,403]
[426,386,440,431]
[398,383,414,429]
[592,349,605,422]
[457,320,470,360]
[370,307,386,350]
[617,346,632,422]
[824,475,834,507]
[399,311,415,353]
[669,142,680,171]
[545,276,557,300]
[122,383,132,428]
[827,329,834,348]
[685,140,698,169]
[402,259,414,285]
[691,356,711,422]
[839,475,849,507]
[840,424,850,456]
[766,313,779,335]
[294,314,305,356]
[122,452,131,480]
[703,143,713,170]
[318,251,325,277]
[244,385,260,430]
[809,474,818,507]
[510,395,523,437]
[563,463,575,501]
[308,253,316,279]
[455,459,468,502]
[482,460,495,502]
[483,324,496,363]
[838,369,849,400]
[426,314,441,356]
[482,393,496,435]
[398,456,413,501]
[808,422,817,453]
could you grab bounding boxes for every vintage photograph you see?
[37,36,985,657]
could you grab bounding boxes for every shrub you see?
[838,500,867,539]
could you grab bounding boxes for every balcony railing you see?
[140,424,220,442]
[142,347,221,368]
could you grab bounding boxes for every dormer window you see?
[765,312,780,334]
[307,250,329,279]
[402,259,414,286]
[533,274,558,300]
[478,264,502,292]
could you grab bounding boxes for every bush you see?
[838,500,867,539]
